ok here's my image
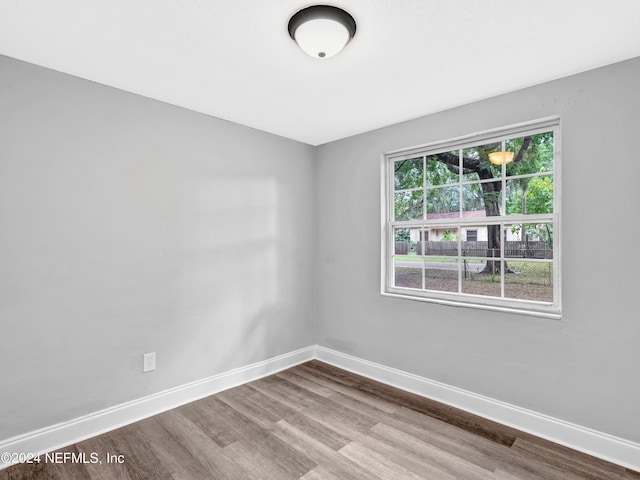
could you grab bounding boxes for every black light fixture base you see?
[288,5,357,41]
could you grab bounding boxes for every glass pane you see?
[506,132,554,177]
[504,261,553,302]
[462,181,502,217]
[462,260,502,297]
[462,142,502,181]
[424,258,458,293]
[394,258,422,289]
[394,157,423,190]
[425,151,459,186]
[461,226,485,257]
[487,224,503,259]
[424,227,458,256]
[504,223,553,259]
[426,186,459,217]
[462,182,484,214]
[506,175,553,215]
[394,227,423,256]
[394,190,423,220]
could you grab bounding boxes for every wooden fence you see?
[395,240,553,259]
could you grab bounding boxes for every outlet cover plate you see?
[143,352,156,373]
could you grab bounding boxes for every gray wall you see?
[316,57,640,443]
[0,55,316,440]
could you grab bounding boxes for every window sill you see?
[381,291,562,320]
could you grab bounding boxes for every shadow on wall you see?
[164,175,291,378]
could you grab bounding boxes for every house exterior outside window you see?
[381,117,561,318]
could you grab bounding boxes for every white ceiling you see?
[1,1,639,146]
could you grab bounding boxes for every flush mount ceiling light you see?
[488,151,515,166]
[288,5,356,59]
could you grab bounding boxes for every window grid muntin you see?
[386,118,559,162]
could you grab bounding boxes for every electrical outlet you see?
[143,352,156,373]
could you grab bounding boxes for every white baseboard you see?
[0,346,315,470]
[2,345,639,473]
[315,346,640,472]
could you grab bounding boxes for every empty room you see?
[1,1,639,479]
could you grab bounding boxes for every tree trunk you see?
[522,183,528,256]
[478,176,514,274]
[481,196,503,274]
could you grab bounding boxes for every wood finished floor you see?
[3,360,638,480]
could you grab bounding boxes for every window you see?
[382,117,560,318]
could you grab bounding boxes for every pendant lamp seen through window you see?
[488,151,515,166]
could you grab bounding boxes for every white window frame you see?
[381,117,561,319]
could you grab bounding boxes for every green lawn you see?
[393,259,553,302]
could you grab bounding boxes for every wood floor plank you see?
[357,377,519,447]
[297,360,360,387]
[318,382,510,474]
[299,465,342,480]
[281,411,352,451]
[325,390,397,426]
[177,397,244,448]
[216,387,318,477]
[275,369,335,398]
[2,360,637,480]
[249,375,317,411]
[1,460,54,480]
[391,405,514,471]
[338,440,423,480]
[150,409,247,480]
[369,422,496,480]
[222,441,302,480]
[357,428,463,480]
[297,397,377,440]
[49,447,94,480]
[131,416,214,479]
[321,386,509,475]
[271,420,377,480]
[509,437,628,480]
[494,456,588,480]
[304,361,520,446]
[217,385,282,429]
[242,383,299,420]
[253,374,379,441]
[0,445,92,480]
[93,421,178,480]
[73,434,135,480]
[289,365,400,414]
